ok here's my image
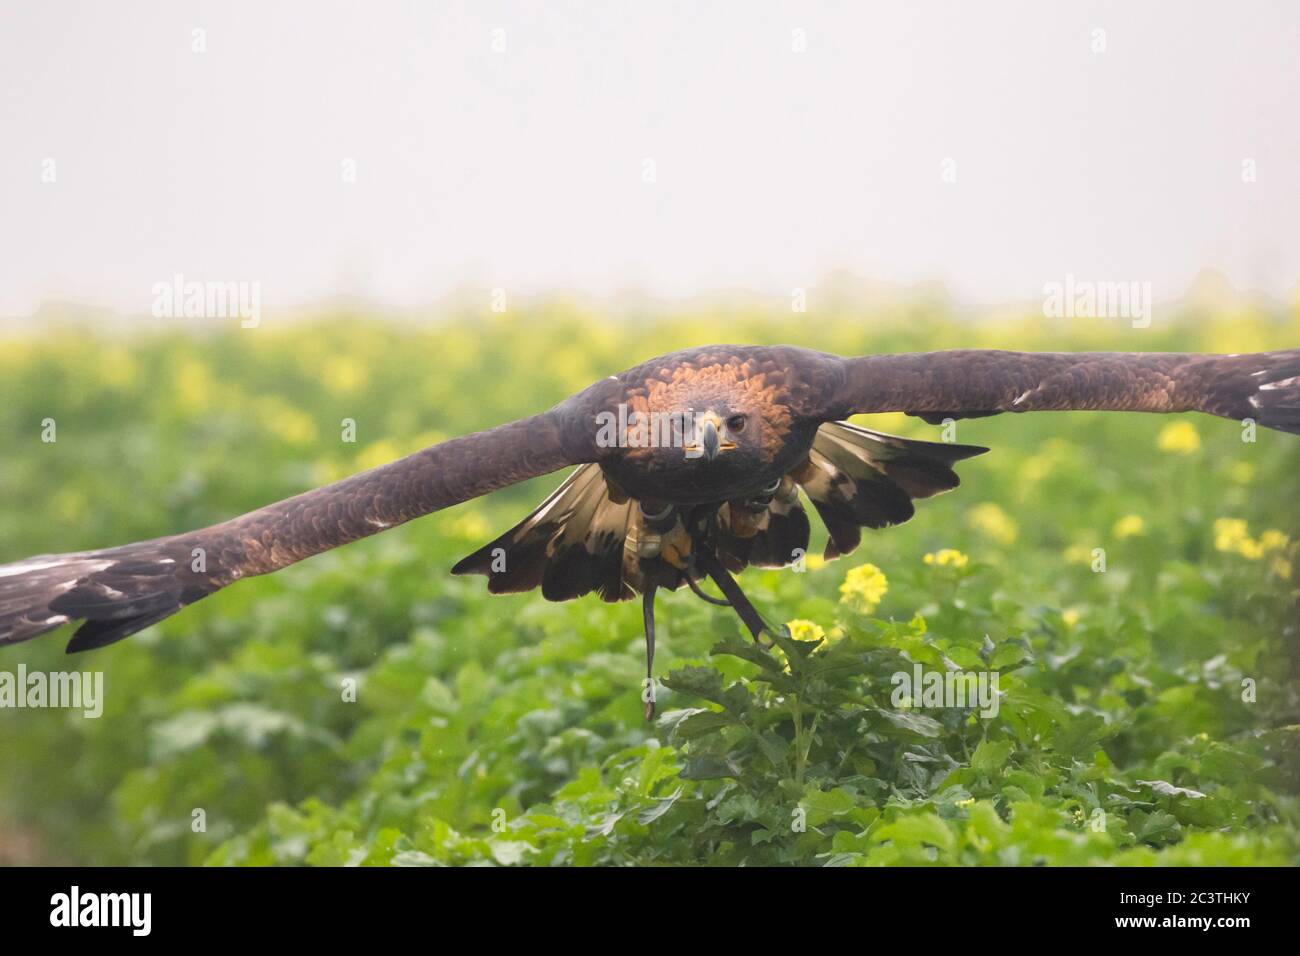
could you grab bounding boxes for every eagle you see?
[2,346,1297,718]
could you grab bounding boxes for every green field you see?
[1,299,1297,865]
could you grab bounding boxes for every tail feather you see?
[0,540,214,652]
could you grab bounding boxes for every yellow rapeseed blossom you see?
[1017,438,1072,484]
[1157,420,1201,454]
[1229,461,1255,485]
[172,357,217,413]
[312,458,350,484]
[1113,514,1146,539]
[786,619,826,643]
[450,511,492,541]
[258,398,318,445]
[968,502,1018,545]
[839,563,888,613]
[803,553,827,572]
[356,439,402,472]
[1063,543,1095,565]
[1237,538,1265,560]
[1259,529,1291,553]
[1213,518,1288,562]
[546,345,597,392]
[1061,608,1082,628]
[1213,518,1250,554]
[321,355,370,395]
[1272,558,1293,580]
[923,548,969,569]
[100,348,140,390]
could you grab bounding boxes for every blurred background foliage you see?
[0,288,1297,865]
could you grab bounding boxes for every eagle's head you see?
[599,358,812,504]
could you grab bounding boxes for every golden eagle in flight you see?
[2,346,1297,716]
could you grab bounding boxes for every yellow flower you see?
[803,553,827,572]
[1017,438,1072,484]
[1063,544,1095,565]
[839,563,889,613]
[786,619,826,643]
[1229,461,1255,485]
[356,439,402,472]
[1237,538,1265,560]
[546,345,598,392]
[967,502,1019,545]
[1213,518,1250,554]
[1061,608,1081,628]
[1157,420,1201,454]
[450,511,492,541]
[923,548,969,569]
[1113,514,1146,539]
[1259,530,1290,553]
[312,458,349,484]
[1272,558,1293,580]
[257,397,318,445]
[1212,518,1283,561]
[172,357,217,413]
[100,348,140,390]
[321,355,370,395]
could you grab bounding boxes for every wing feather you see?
[827,349,1300,434]
[1,403,595,650]
[793,422,987,560]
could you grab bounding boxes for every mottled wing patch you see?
[793,422,988,559]
[451,465,649,603]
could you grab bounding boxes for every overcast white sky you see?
[1,1,1298,319]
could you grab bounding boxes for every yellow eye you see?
[726,414,746,433]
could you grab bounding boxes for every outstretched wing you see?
[823,349,1300,434]
[0,400,602,651]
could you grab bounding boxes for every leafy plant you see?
[1,302,1296,865]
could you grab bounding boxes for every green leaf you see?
[971,738,1014,775]
[489,841,532,865]
[872,707,944,738]
[874,813,956,854]
[1131,809,1181,846]
[637,787,684,825]
[1136,780,1207,799]
[800,787,858,826]
[1051,712,1111,757]
[679,755,739,781]
[673,710,736,741]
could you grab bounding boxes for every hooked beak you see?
[684,411,736,461]
[701,419,720,461]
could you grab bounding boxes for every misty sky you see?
[2,1,1298,319]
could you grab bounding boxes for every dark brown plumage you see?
[3,345,1298,708]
